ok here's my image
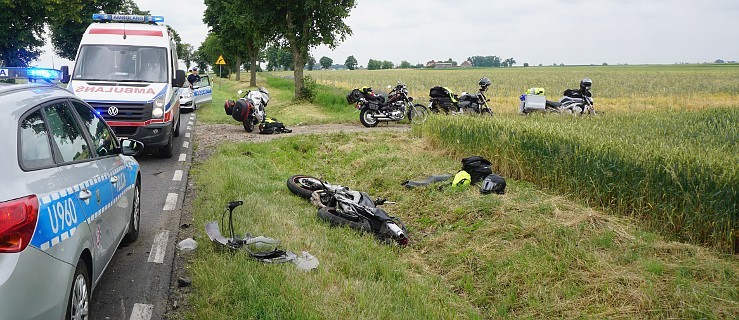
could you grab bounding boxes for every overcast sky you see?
[36,0,739,68]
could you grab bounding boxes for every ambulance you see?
[69,14,197,158]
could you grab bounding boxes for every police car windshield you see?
[73,45,168,83]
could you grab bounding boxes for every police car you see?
[0,67,143,319]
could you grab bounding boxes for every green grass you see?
[414,109,739,252]
[195,73,358,127]
[187,132,739,319]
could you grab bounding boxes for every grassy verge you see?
[195,73,357,126]
[187,132,738,319]
[415,109,739,252]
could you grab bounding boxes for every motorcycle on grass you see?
[428,77,493,115]
[346,83,429,127]
[224,87,270,132]
[287,175,409,246]
[519,79,597,115]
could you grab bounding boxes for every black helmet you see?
[580,78,593,91]
[479,77,491,90]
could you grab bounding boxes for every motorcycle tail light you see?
[398,235,409,246]
[0,195,39,253]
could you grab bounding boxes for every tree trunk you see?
[291,45,306,100]
[235,56,241,81]
[250,56,257,87]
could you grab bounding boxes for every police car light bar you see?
[0,67,71,84]
[92,13,165,24]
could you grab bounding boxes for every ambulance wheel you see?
[66,260,90,320]
[173,113,181,137]
[122,179,141,244]
[158,132,174,158]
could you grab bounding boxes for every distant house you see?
[460,60,472,68]
[425,59,458,68]
[425,60,437,68]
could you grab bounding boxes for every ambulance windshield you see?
[73,45,168,83]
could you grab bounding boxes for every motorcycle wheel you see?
[408,104,429,124]
[317,206,371,233]
[286,175,323,199]
[359,108,379,127]
[479,107,493,116]
[243,116,256,132]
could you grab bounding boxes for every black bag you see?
[346,89,364,104]
[429,86,452,99]
[231,99,251,122]
[259,118,292,134]
[461,156,493,184]
[224,100,235,115]
[480,174,506,195]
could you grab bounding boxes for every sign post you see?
[215,55,226,80]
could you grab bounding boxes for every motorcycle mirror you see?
[387,85,392,89]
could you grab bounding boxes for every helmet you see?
[580,78,592,91]
[479,77,491,90]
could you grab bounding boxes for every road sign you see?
[215,55,226,65]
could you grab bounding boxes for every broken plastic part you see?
[401,174,454,189]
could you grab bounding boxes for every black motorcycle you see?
[346,83,428,127]
[287,175,409,246]
[519,79,596,115]
[428,77,493,115]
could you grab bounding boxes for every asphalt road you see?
[90,112,195,320]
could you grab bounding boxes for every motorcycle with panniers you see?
[428,77,494,115]
[224,87,270,132]
[346,83,429,127]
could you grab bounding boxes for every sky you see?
[36,0,739,69]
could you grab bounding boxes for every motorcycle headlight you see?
[152,94,166,118]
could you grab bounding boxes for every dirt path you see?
[194,122,411,160]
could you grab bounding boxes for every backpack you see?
[259,118,292,134]
[480,174,506,195]
[461,156,493,184]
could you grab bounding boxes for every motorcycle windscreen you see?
[193,75,213,105]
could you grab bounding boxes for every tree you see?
[381,60,394,69]
[367,59,381,70]
[502,58,516,67]
[47,0,149,60]
[180,44,195,69]
[0,0,46,67]
[344,55,358,70]
[277,48,293,70]
[523,62,529,67]
[306,55,316,70]
[714,59,725,64]
[399,61,412,69]
[254,0,356,99]
[319,56,333,69]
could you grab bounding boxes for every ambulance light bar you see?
[92,13,164,24]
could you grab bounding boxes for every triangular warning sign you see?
[215,55,226,65]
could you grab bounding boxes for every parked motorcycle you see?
[287,175,409,246]
[519,79,596,115]
[428,77,493,115]
[224,87,270,132]
[346,82,428,127]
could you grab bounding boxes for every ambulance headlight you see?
[152,94,166,118]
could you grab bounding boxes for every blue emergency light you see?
[92,13,164,24]
[0,67,70,84]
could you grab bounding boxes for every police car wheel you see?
[67,260,90,320]
[122,179,141,244]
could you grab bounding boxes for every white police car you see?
[0,67,143,319]
[179,74,212,113]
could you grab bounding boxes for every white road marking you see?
[187,126,192,130]
[173,170,183,181]
[163,193,178,211]
[147,230,170,264]
[178,153,186,162]
[188,121,193,125]
[183,141,189,148]
[130,303,153,320]
[185,132,191,138]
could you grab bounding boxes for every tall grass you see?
[416,109,739,252]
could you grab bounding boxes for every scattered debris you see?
[177,238,197,251]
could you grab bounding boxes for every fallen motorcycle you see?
[428,77,493,115]
[346,83,428,127]
[224,87,270,132]
[287,175,409,246]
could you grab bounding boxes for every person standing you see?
[187,66,201,88]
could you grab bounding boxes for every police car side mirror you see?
[121,139,144,156]
[174,69,186,87]
[60,66,71,84]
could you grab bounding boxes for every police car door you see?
[71,100,132,245]
[43,101,118,281]
[192,75,212,106]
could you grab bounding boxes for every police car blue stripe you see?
[31,163,138,251]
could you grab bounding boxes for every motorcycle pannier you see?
[429,86,452,99]
[224,100,235,115]
[346,89,364,104]
[231,99,251,122]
